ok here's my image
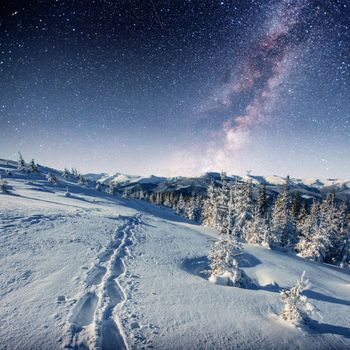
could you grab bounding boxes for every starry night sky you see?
[0,0,349,177]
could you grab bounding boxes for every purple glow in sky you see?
[0,1,349,177]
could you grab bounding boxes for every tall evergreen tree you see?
[257,184,268,218]
[17,152,26,171]
[271,177,296,247]
[232,181,254,239]
[28,159,38,173]
[202,180,218,229]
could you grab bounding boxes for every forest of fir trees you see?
[128,172,350,269]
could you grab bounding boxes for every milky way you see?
[0,1,349,177]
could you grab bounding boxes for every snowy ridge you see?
[87,169,350,201]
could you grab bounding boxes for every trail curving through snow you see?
[65,214,143,350]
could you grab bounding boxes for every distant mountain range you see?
[85,171,350,202]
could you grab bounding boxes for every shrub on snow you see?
[208,235,251,288]
[279,271,318,326]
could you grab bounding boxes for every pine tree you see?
[107,182,117,195]
[271,177,296,247]
[318,194,338,263]
[202,180,218,229]
[138,189,145,200]
[208,235,251,287]
[280,271,318,325]
[245,206,271,246]
[0,176,8,193]
[46,172,58,184]
[217,172,230,235]
[291,192,301,220]
[62,168,71,179]
[122,187,130,198]
[71,168,79,177]
[17,152,26,171]
[296,201,319,257]
[257,184,268,217]
[28,159,38,173]
[176,193,185,215]
[64,187,71,197]
[232,181,254,239]
[78,174,87,186]
[156,192,162,205]
[96,182,102,191]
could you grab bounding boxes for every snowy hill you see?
[1,159,350,349]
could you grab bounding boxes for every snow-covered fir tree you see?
[176,193,186,215]
[46,172,58,184]
[122,187,130,198]
[202,180,218,229]
[216,172,230,234]
[296,201,319,258]
[64,187,71,197]
[17,152,26,171]
[271,177,296,247]
[156,192,162,205]
[280,271,318,325]
[291,191,301,221]
[0,176,8,193]
[208,234,251,287]
[107,182,117,195]
[96,182,102,191]
[232,180,254,239]
[245,206,271,247]
[185,193,202,222]
[78,174,87,186]
[256,183,268,218]
[138,189,145,200]
[28,159,38,173]
[317,194,339,263]
[71,168,79,177]
[62,168,71,179]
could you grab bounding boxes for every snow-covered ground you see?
[1,162,350,349]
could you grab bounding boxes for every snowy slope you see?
[1,161,350,349]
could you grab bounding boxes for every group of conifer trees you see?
[130,172,349,267]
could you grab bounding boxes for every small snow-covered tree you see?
[17,152,26,171]
[208,235,251,287]
[78,174,87,186]
[28,159,38,173]
[0,176,8,193]
[71,168,79,177]
[46,172,58,184]
[62,168,71,179]
[280,271,318,325]
[96,182,102,191]
[107,182,117,195]
[122,187,130,198]
[64,187,71,197]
